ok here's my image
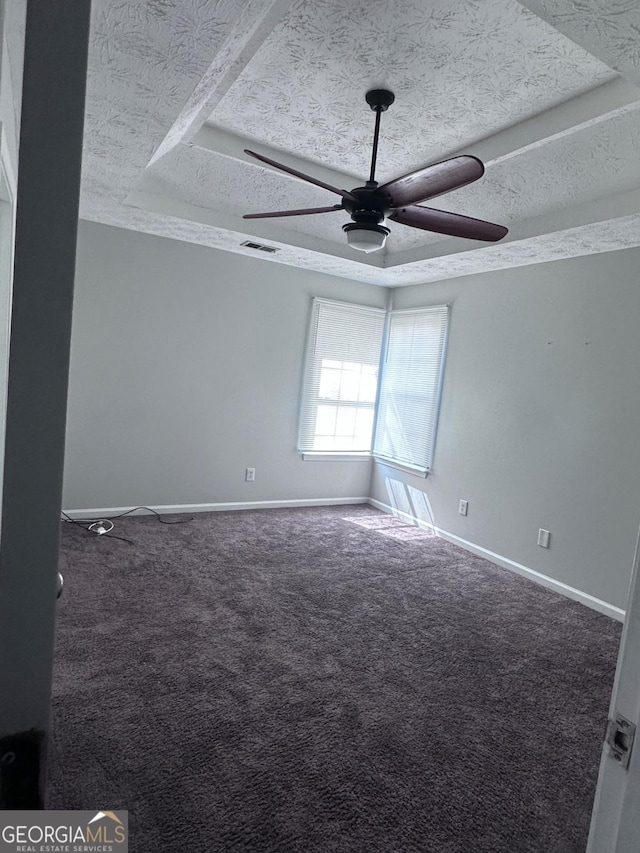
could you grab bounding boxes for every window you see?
[298,298,386,453]
[373,306,449,473]
[298,299,449,470]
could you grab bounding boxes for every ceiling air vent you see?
[241,240,278,254]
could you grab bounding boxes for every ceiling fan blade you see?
[244,205,343,220]
[380,155,485,208]
[391,205,508,242]
[245,150,355,201]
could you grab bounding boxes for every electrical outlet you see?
[537,528,550,548]
[458,500,468,517]
[245,467,256,482]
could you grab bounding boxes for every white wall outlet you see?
[537,528,550,548]
[458,500,468,516]
[245,467,256,482]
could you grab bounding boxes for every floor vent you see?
[241,240,279,254]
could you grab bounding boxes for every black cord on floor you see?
[98,506,194,524]
[61,511,135,545]
[62,506,194,525]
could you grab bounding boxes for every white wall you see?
[63,221,386,509]
[371,248,640,610]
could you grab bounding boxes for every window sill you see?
[372,456,429,478]
[301,452,372,462]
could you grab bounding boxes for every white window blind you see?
[373,305,449,472]
[298,298,386,453]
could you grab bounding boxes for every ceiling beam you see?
[517,0,640,85]
[149,0,297,167]
[445,77,640,167]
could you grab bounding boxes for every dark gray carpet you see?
[48,505,620,852]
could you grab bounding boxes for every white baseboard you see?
[63,496,623,622]
[62,496,369,520]
[368,498,625,622]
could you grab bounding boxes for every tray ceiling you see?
[75,0,640,286]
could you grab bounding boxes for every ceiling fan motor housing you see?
[342,182,391,252]
[342,185,390,223]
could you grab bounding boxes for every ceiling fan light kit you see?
[244,89,508,253]
[343,222,390,253]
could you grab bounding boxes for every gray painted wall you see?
[65,223,640,611]
[63,221,386,509]
[370,249,640,610]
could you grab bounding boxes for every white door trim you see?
[587,523,640,852]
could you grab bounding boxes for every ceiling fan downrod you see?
[365,89,395,185]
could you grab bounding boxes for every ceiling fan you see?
[243,89,508,253]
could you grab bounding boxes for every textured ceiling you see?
[71,0,640,286]
[208,0,613,176]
